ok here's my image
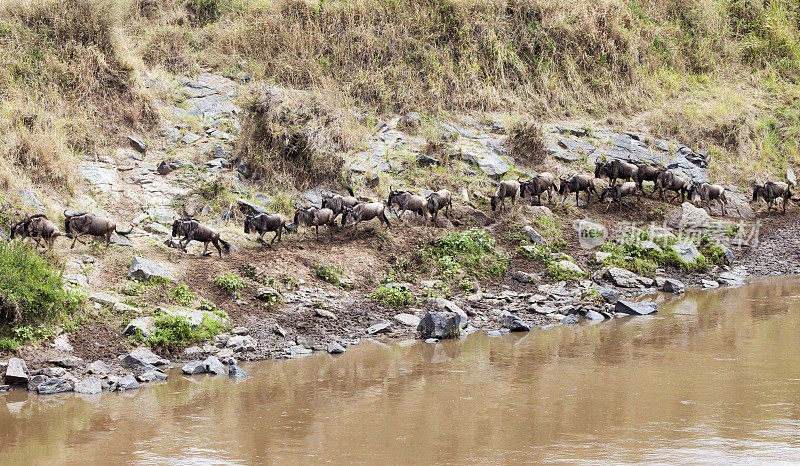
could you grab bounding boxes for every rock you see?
[394,313,421,327]
[671,240,701,264]
[286,345,312,356]
[272,323,288,338]
[662,278,686,294]
[417,312,461,339]
[327,341,346,354]
[237,198,269,216]
[717,272,745,287]
[182,360,206,375]
[592,285,619,304]
[123,317,155,338]
[42,367,67,378]
[181,133,201,144]
[37,378,73,395]
[417,154,440,166]
[512,270,537,284]
[202,356,226,375]
[134,364,168,383]
[229,365,249,378]
[666,202,710,229]
[87,360,111,375]
[486,330,503,337]
[461,150,510,177]
[615,300,659,315]
[236,160,252,179]
[128,135,147,153]
[561,314,580,325]
[788,167,797,186]
[113,302,139,314]
[128,257,174,282]
[367,320,394,335]
[555,124,586,136]
[314,308,338,320]
[468,208,495,226]
[593,251,612,263]
[604,267,653,288]
[584,310,605,321]
[109,375,139,392]
[702,279,720,289]
[255,287,281,302]
[427,298,468,329]
[156,160,174,175]
[398,112,422,129]
[74,377,103,395]
[89,291,120,306]
[27,374,48,391]
[502,313,531,332]
[521,226,547,247]
[51,335,73,352]
[50,356,83,368]
[226,335,257,352]
[555,260,584,275]
[231,326,250,336]
[122,348,170,368]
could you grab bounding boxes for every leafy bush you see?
[315,263,344,286]
[369,284,414,308]
[147,312,230,348]
[213,273,245,295]
[170,284,196,306]
[0,242,83,325]
[425,228,509,283]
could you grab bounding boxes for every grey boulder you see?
[616,300,659,315]
[417,312,461,339]
[182,361,206,375]
[128,257,174,282]
[74,377,103,395]
[37,378,73,395]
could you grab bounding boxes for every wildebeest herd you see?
[6,162,794,256]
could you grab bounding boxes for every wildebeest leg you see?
[212,239,222,258]
[70,232,83,249]
[200,241,210,257]
[575,191,580,206]
[315,225,320,240]
[271,231,279,246]
[105,231,113,250]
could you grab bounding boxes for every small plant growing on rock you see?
[147,313,229,349]
[213,273,245,296]
[507,121,545,165]
[369,284,414,308]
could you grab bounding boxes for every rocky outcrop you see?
[4,358,29,385]
[502,313,531,332]
[417,312,461,339]
[616,300,659,315]
[671,240,701,264]
[662,278,686,294]
[666,202,710,229]
[604,267,653,288]
[128,257,174,282]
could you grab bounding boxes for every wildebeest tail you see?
[344,184,354,197]
[116,226,133,237]
[64,217,72,235]
[382,210,391,228]
[219,238,231,254]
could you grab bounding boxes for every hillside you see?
[1,0,800,375]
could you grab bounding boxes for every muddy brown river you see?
[3,277,800,463]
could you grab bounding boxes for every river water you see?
[2,277,800,464]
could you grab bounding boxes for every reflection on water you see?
[3,277,800,464]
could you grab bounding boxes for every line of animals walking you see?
[7,159,793,257]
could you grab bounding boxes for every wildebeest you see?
[521,172,556,205]
[64,212,132,250]
[490,180,520,211]
[388,189,429,220]
[322,186,359,226]
[688,182,728,216]
[752,181,791,215]
[293,206,337,239]
[595,159,638,186]
[11,214,62,251]
[343,202,391,231]
[558,174,598,205]
[171,218,231,257]
[244,213,293,247]
[655,171,690,203]
[599,181,638,211]
[426,189,452,223]
[634,163,663,194]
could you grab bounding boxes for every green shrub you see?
[369,284,414,308]
[0,242,83,325]
[213,273,245,295]
[315,263,344,286]
[170,284,196,306]
[146,312,229,348]
[425,228,509,283]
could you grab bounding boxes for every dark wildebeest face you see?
[490,196,498,211]
[594,162,605,179]
[244,215,253,234]
[558,179,569,196]
[752,184,763,202]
